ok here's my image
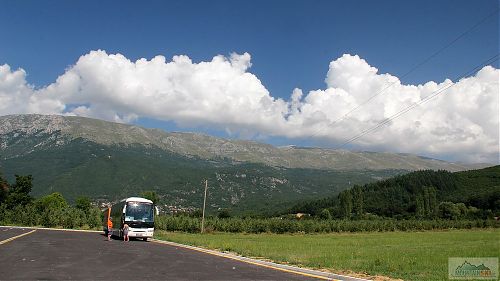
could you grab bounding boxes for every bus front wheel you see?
[143,238,148,242]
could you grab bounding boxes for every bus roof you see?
[121,197,153,204]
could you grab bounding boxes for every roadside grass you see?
[155,229,499,281]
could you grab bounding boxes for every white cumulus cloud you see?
[287,54,499,163]
[0,50,498,163]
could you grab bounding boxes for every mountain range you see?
[0,114,491,214]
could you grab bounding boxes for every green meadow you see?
[155,229,499,281]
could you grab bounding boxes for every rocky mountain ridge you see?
[0,114,487,172]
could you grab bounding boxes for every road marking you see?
[0,229,37,245]
[152,239,360,281]
[0,225,101,233]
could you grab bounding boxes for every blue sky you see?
[0,0,498,162]
[2,0,497,91]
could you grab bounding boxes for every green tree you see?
[339,190,353,219]
[86,206,102,228]
[5,175,33,209]
[141,191,159,205]
[190,209,203,218]
[0,171,9,205]
[35,192,68,227]
[36,192,68,211]
[455,202,467,218]
[422,186,437,218]
[319,208,332,220]
[466,206,481,219]
[438,201,460,220]
[75,196,92,213]
[415,194,425,218]
[352,185,364,217]
[217,208,231,219]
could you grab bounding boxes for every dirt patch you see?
[317,268,404,281]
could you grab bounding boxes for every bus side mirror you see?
[155,206,159,216]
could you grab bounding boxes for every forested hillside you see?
[1,136,403,214]
[287,166,500,219]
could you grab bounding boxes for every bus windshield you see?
[125,202,154,223]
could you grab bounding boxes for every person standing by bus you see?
[123,223,129,242]
[107,217,113,241]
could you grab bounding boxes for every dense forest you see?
[287,166,500,220]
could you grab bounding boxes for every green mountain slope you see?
[0,135,403,214]
[0,114,492,214]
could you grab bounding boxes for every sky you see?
[0,0,499,164]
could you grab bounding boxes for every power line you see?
[302,7,500,142]
[337,53,500,148]
[335,53,500,149]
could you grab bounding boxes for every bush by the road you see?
[0,202,102,229]
[0,174,102,229]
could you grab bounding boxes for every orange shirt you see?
[107,219,113,229]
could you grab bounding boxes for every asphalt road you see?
[0,227,33,241]
[0,227,323,280]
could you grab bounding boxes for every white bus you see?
[103,197,156,241]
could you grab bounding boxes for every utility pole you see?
[201,179,208,233]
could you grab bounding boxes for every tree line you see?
[287,166,500,220]
[0,173,102,229]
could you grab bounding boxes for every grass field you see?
[155,229,499,281]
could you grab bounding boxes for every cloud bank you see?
[0,50,498,163]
